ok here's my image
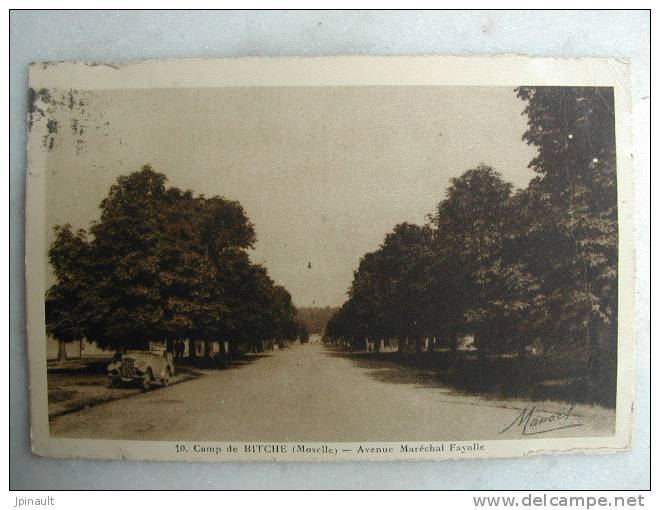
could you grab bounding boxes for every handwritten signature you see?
[500,405,583,436]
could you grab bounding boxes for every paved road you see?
[50,343,615,441]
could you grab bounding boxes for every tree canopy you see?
[46,165,300,352]
[326,87,618,392]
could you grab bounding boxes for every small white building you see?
[47,337,115,361]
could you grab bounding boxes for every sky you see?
[42,86,537,307]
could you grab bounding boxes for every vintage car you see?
[107,349,175,390]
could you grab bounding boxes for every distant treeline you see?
[325,87,618,396]
[296,306,340,335]
[46,166,306,354]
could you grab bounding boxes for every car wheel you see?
[161,367,171,387]
[141,369,152,391]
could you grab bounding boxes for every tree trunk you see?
[587,320,601,384]
[475,331,486,360]
[449,328,459,352]
[58,341,68,362]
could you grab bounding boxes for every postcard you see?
[25,56,634,462]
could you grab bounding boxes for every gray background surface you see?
[10,10,650,489]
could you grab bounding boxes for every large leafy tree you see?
[192,194,257,354]
[83,166,170,350]
[46,165,297,354]
[45,225,93,344]
[157,189,226,354]
[214,253,273,351]
[516,87,618,378]
[327,223,433,351]
[431,165,514,352]
[326,249,388,349]
[325,298,362,348]
[377,223,434,350]
[492,186,545,355]
[269,285,299,343]
[347,251,389,344]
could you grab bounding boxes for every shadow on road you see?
[324,345,615,408]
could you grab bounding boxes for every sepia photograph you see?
[24,56,634,462]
